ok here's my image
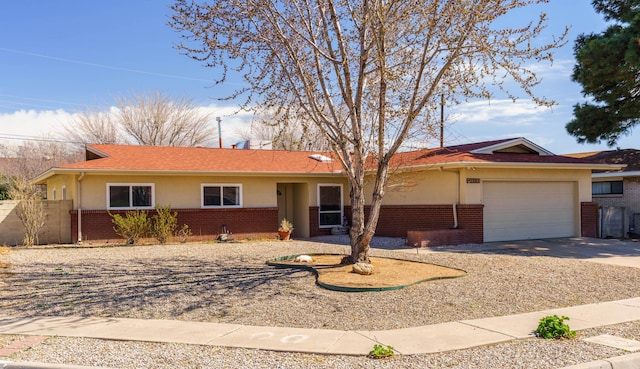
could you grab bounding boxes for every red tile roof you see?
[59,144,343,174]
[50,138,610,176]
[386,139,598,168]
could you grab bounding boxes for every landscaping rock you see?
[294,255,313,263]
[352,262,374,275]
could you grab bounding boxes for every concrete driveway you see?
[432,237,640,269]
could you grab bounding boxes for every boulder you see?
[352,262,374,275]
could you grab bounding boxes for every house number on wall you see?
[466,178,481,184]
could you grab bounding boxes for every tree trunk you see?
[348,161,390,264]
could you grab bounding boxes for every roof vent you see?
[309,154,332,163]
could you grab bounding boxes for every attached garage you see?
[483,181,577,242]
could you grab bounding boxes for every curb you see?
[0,361,113,369]
[559,352,640,369]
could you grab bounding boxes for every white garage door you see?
[483,181,576,242]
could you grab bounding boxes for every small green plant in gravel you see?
[535,315,576,339]
[368,344,395,359]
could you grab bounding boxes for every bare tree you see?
[8,177,46,246]
[0,141,80,246]
[171,0,567,263]
[117,91,216,147]
[0,141,83,183]
[63,108,122,145]
[61,91,217,147]
[240,117,331,151]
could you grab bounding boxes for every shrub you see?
[368,344,394,359]
[10,181,46,247]
[535,315,576,339]
[175,224,192,243]
[151,205,178,244]
[109,209,150,244]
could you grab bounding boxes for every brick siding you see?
[593,178,640,234]
[72,204,486,245]
[309,204,484,244]
[580,202,599,238]
[70,207,278,243]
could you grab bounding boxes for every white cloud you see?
[0,104,256,148]
[0,109,72,140]
[450,99,551,127]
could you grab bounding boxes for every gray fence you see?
[0,200,72,246]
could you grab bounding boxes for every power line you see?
[0,133,81,145]
[0,47,217,83]
[0,94,78,107]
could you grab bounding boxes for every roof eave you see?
[593,170,640,179]
[469,137,555,156]
[35,168,345,178]
[385,161,624,172]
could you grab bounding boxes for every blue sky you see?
[0,0,636,154]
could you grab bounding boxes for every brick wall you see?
[581,202,599,238]
[456,204,484,244]
[593,178,640,234]
[70,207,278,243]
[74,204,486,244]
[308,204,484,243]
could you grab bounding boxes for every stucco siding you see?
[368,170,458,205]
[64,173,348,210]
[367,167,592,206]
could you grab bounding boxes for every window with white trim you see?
[201,184,242,208]
[62,186,67,200]
[107,183,154,209]
[52,188,57,201]
[318,184,343,227]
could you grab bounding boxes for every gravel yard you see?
[1,237,640,368]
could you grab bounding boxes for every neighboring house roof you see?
[33,137,622,183]
[565,149,639,178]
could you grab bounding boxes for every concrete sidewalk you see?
[1,298,640,356]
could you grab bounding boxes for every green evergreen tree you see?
[566,0,640,146]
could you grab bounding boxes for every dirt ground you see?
[270,254,466,289]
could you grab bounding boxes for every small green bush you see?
[535,315,576,339]
[109,209,150,244]
[368,344,394,359]
[151,205,178,244]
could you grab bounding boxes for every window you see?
[318,184,343,227]
[107,183,154,209]
[62,186,67,200]
[593,181,623,195]
[201,184,242,207]
[52,188,57,201]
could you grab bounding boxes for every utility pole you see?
[440,94,445,148]
[216,117,222,148]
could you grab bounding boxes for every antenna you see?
[216,117,222,148]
